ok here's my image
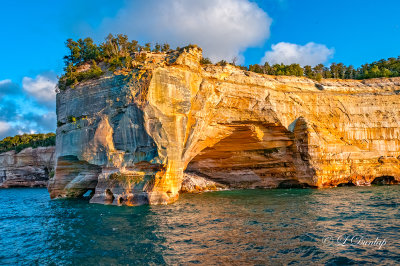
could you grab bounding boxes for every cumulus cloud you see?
[0,121,11,137]
[0,74,57,140]
[0,107,56,140]
[99,0,272,62]
[261,42,334,66]
[22,74,57,107]
[22,111,57,133]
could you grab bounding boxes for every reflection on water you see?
[0,187,399,264]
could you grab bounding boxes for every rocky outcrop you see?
[180,173,227,193]
[0,146,55,188]
[49,47,400,206]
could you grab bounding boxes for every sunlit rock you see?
[49,47,400,205]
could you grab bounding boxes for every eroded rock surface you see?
[49,47,400,205]
[0,147,55,188]
[180,173,227,193]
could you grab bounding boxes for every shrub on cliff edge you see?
[0,133,56,153]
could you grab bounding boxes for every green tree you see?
[337,63,345,79]
[127,40,139,53]
[330,63,339,78]
[381,68,392,77]
[345,65,355,79]
[216,60,227,66]
[249,64,263,73]
[154,43,161,52]
[313,64,324,75]
[200,57,212,65]
[263,62,272,74]
[315,73,323,81]
[64,39,81,65]
[287,64,303,76]
[144,43,151,52]
[0,133,56,153]
[161,43,170,52]
[369,65,381,78]
[304,65,315,79]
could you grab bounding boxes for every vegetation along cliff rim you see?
[58,34,400,93]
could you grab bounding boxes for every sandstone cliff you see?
[48,47,400,206]
[0,146,55,188]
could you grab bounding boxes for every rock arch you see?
[185,123,300,188]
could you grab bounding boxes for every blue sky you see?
[0,0,400,139]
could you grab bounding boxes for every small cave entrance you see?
[118,197,125,205]
[371,176,399,185]
[44,167,49,177]
[82,189,95,199]
[105,189,115,204]
[337,182,356,187]
[277,179,311,189]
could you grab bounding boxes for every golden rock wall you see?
[48,48,400,205]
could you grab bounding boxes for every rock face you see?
[48,47,400,206]
[0,147,55,188]
[180,173,227,193]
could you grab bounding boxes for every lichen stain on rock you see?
[49,47,400,205]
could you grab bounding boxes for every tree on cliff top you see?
[59,34,400,91]
[248,56,400,80]
[59,34,164,90]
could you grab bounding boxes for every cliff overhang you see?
[48,47,400,205]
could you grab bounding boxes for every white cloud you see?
[22,75,57,107]
[261,42,334,66]
[100,0,272,62]
[0,121,11,139]
[0,79,11,85]
[30,111,57,132]
[0,110,56,140]
[0,74,57,139]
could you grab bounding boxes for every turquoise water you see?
[0,187,399,265]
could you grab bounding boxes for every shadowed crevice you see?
[371,176,399,185]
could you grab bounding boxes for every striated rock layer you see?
[48,47,400,206]
[0,147,55,188]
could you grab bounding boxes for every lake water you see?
[0,187,399,265]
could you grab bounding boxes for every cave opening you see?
[277,179,311,189]
[371,176,398,185]
[118,197,125,205]
[185,123,300,188]
[44,167,49,177]
[82,189,95,199]
[336,182,356,187]
[105,189,115,204]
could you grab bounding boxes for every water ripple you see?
[0,186,399,264]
